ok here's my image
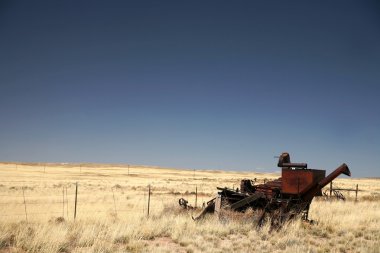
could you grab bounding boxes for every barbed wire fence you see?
[0,182,204,222]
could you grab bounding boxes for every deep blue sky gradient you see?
[1,1,379,177]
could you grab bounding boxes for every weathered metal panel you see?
[281,169,325,194]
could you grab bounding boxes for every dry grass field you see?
[0,162,379,253]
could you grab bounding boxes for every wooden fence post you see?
[62,187,65,217]
[65,187,68,218]
[330,182,333,197]
[22,187,28,222]
[355,184,358,202]
[195,185,198,208]
[147,185,151,217]
[112,187,117,216]
[74,182,78,220]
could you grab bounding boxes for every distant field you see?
[0,162,379,253]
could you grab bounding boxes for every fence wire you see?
[0,183,202,221]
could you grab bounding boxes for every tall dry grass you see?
[0,162,379,252]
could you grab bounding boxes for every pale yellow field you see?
[0,162,379,253]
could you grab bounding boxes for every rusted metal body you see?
[183,152,351,226]
[281,168,325,195]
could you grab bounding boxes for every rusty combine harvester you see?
[183,153,351,226]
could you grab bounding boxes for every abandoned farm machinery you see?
[179,152,351,225]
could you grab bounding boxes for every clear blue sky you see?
[1,1,379,177]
